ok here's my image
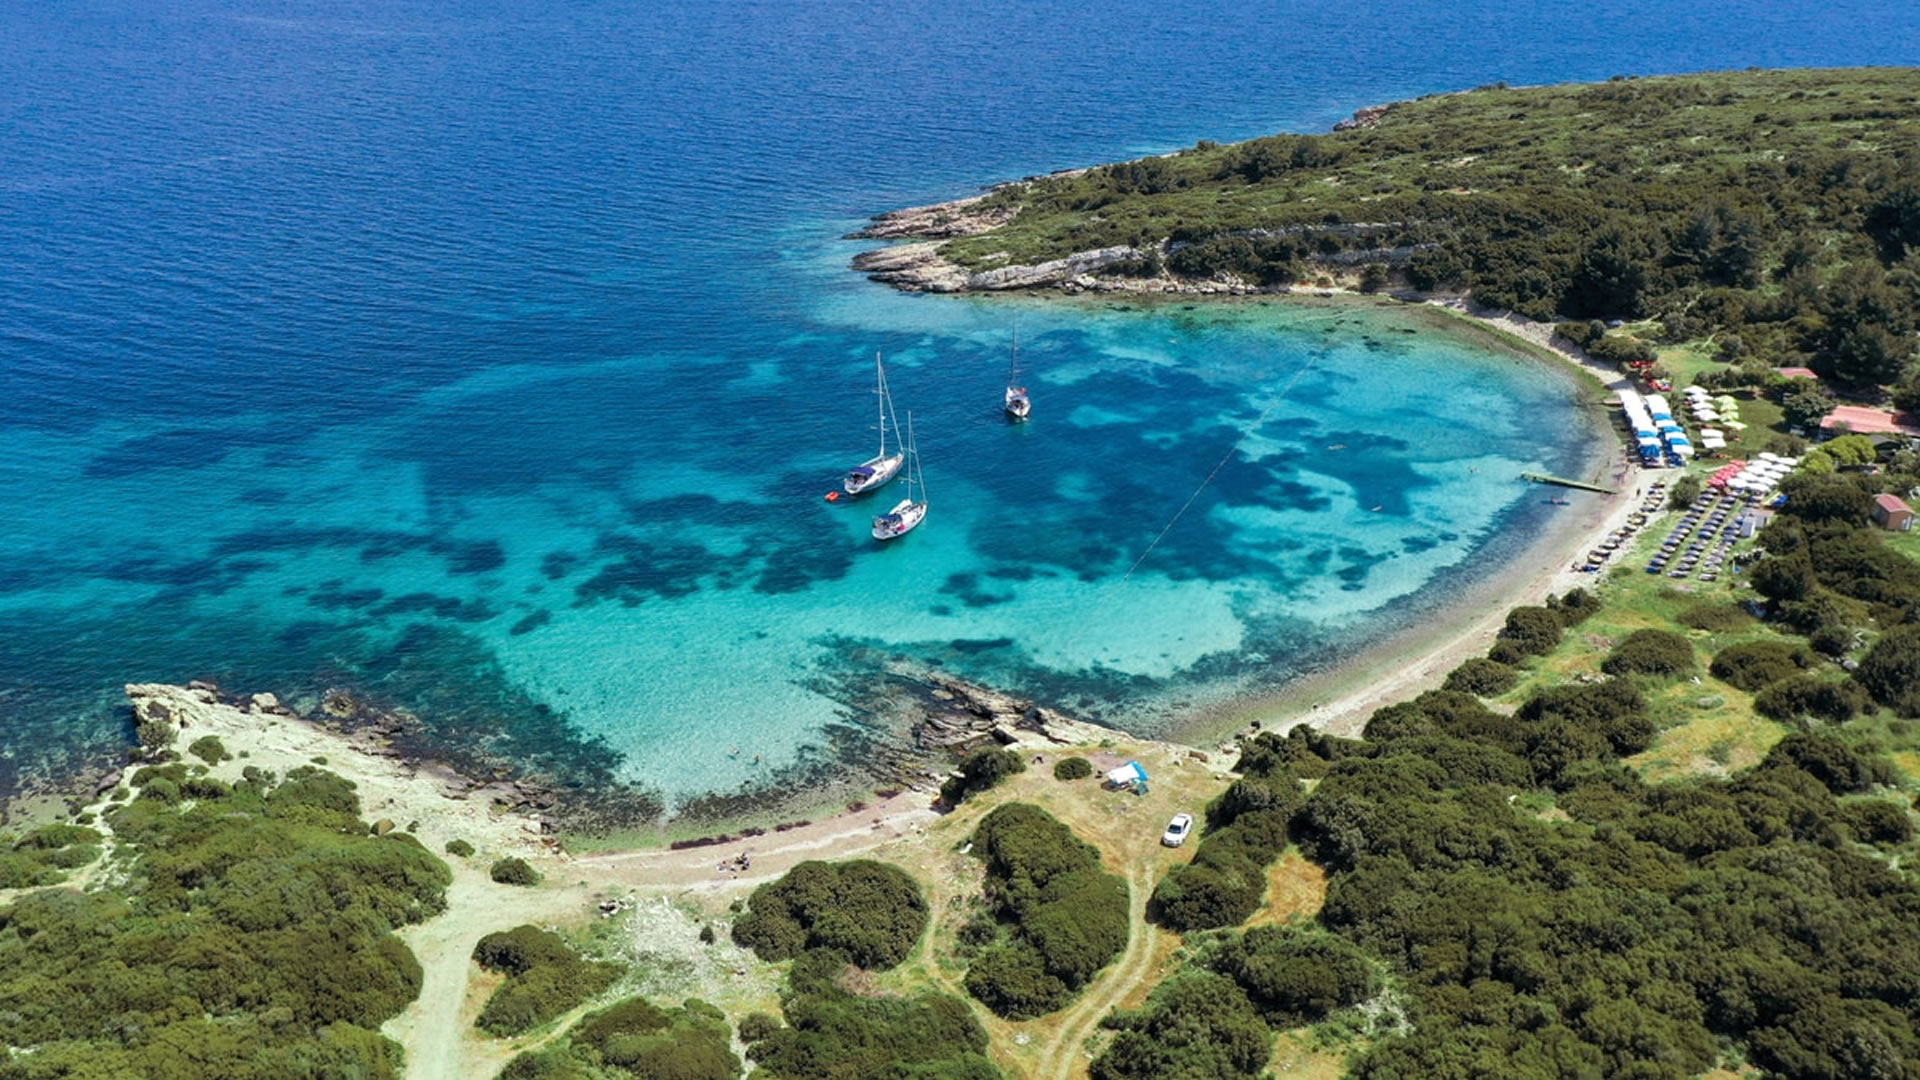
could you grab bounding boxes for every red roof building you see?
[1820,405,1920,438]
[1872,493,1914,532]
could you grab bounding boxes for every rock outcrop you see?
[911,671,1110,750]
[846,193,1018,240]
[851,241,1144,294]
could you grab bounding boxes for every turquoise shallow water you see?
[3,0,1916,807]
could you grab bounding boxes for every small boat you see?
[873,414,927,541]
[1003,321,1030,421]
[844,351,904,496]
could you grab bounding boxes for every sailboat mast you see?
[875,351,888,458]
[913,414,926,501]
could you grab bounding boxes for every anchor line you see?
[1121,349,1324,583]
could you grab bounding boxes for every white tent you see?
[1104,761,1147,787]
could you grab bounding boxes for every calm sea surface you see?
[2,1,1915,806]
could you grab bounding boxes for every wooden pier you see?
[1521,472,1618,495]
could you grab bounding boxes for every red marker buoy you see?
[824,491,840,502]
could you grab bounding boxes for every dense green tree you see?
[964,804,1127,1017]
[1494,606,1564,658]
[1092,972,1272,1080]
[1212,926,1378,1025]
[1781,384,1840,431]
[1601,629,1696,677]
[472,925,621,1037]
[732,859,928,970]
[940,747,1027,806]
[1442,658,1519,697]
[1853,625,1920,716]
[748,949,1001,1080]
[1710,640,1817,691]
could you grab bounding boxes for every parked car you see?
[1161,812,1193,848]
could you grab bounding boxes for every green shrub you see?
[1486,637,1530,666]
[1853,625,1920,716]
[472,926,620,1037]
[1092,971,1271,1080]
[1151,846,1266,932]
[940,748,1027,806]
[963,804,1127,1018]
[748,949,998,1079]
[444,838,475,858]
[1601,629,1696,677]
[1763,732,1893,795]
[1212,925,1378,1025]
[1668,473,1704,510]
[1710,640,1816,690]
[1053,756,1094,781]
[1842,800,1915,846]
[0,766,448,1073]
[731,859,927,970]
[187,735,230,765]
[1494,606,1563,657]
[13,823,102,851]
[490,857,542,886]
[1547,587,1602,627]
[736,1011,780,1044]
[0,851,64,889]
[1754,675,1868,723]
[567,996,739,1080]
[1441,658,1519,697]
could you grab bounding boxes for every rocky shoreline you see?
[127,681,570,833]
[848,195,1395,298]
[82,667,1157,841]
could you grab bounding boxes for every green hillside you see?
[934,68,1920,392]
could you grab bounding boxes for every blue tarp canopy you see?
[1105,761,1148,786]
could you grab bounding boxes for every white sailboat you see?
[1003,321,1030,421]
[872,414,926,541]
[843,351,904,496]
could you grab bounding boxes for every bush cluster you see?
[962,803,1128,1018]
[731,859,927,970]
[1710,640,1817,691]
[501,994,741,1080]
[1052,756,1093,781]
[744,949,1000,1079]
[0,765,448,1077]
[1601,628,1696,677]
[1093,926,1378,1080]
[490,856,541,886]
[940,747,1026,806]
[472,925,621,1037]
[1441,657,1519,697]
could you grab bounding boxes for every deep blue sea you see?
[2,0,1916,809]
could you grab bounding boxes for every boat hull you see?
[1004,387,1029,420]
[843,453,904,495]
[872,499,926,540]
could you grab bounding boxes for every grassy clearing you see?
[1496,503,1800,782]
[1245,847,1328,929]
[1885,525,1920,565]
[1268,1030,1353,1080]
